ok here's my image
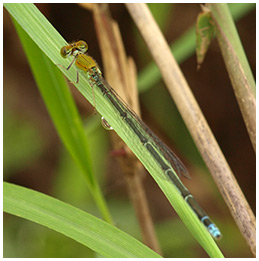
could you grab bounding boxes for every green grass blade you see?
[3,182,161,258]
[11,16,112,224]
[4,3,223,257]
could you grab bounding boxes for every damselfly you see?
[60,40,221,239]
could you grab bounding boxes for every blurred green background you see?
[3,3,255,258]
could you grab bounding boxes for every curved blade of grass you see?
[3,182,161,258]
[12,17,112,224]
[4,3,223,257]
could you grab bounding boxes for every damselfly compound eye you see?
[60,46,72,58]
[76,40,88,53]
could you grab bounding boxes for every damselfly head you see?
[60,40,88,58]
